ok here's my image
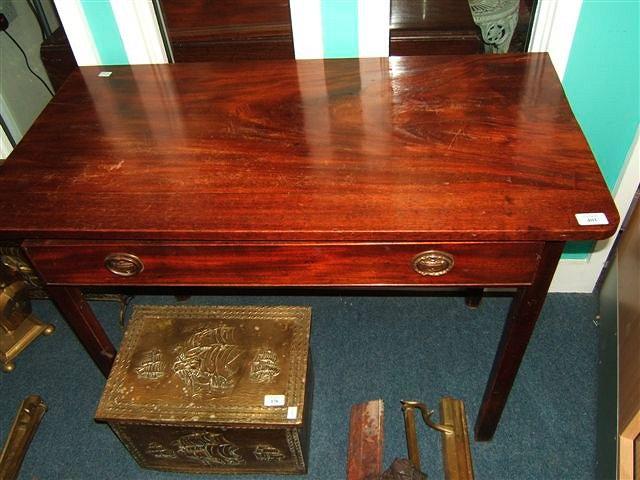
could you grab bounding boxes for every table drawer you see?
[24,241,544,287]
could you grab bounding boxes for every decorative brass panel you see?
[97,305,311,425]
[112,424,305,474]
[96,305,311,474]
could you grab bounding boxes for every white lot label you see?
[575,213,608,226]
[287,406,298,420]
[98,71,113,77]
[264,394,286,407]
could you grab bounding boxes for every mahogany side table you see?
[0,54,618,440]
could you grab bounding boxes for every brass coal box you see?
[95,305,312,475]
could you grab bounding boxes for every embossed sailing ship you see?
[135,349,166,380]
[172,325,245,397]
[254,444,286,462]
[175,432,245,466]
[249,348,280,383]
[146,441,176,459]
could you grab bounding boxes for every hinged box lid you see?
[96,305,311,426]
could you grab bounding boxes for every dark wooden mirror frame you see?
[41,0,538,91]
[162,0,538,61]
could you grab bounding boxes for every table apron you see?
[23,241,545,288]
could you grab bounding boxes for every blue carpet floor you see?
[1,293,601,479]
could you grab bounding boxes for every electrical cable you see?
[26,0,47,41]
[32,0,53,38]
[27,0,52,40]
[0,112,17,148]
[1,30,54,97]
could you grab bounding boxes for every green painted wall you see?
[79,0,128,65]
[562,0,639,259]
[321,0,359,58]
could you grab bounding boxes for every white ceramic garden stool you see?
[469,0,520,53]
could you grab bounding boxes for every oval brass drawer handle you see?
[412,250,454,277]
[104,253,144,277]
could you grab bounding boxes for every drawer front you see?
[24,241,544,287]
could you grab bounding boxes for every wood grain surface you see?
[0,55,617,242]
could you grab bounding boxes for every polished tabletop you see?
[0,54,617,242]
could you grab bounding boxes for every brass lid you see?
[96,305,311,426]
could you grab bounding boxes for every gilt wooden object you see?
[95,305,312,474]
[0,54,618,441]
[618,201,640,479]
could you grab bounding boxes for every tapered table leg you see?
[475,242,564,441]
[46,286,115,377]
[464,288,484,309]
